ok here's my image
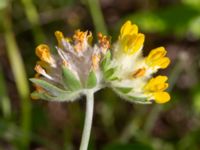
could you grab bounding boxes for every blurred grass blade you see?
[121,4,200,38]
[0,65,11,119]
[20,0,45,43]
[86,0,108,34]
[3,9,31,149]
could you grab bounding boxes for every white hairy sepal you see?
[112,43,144,78]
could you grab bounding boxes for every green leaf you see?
[101,51,111,71]
[31,91,80,102]
[86,70,97,88]
[62,66,82,91]
[115,87,133,94]
[126,96,151,104]
[109,76,119,81]
[104,68,116,80]
[30,78,67,96]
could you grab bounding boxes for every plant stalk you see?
[86,0,108,35]
[80,91,94,150]
[3,7,31,149]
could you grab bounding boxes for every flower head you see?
[31,29,110,101]
[30,20,170,104]
[101,20,171,104]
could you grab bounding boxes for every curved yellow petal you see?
[35,44,53,64]
[55,31,64,46]
[153,92,170,103]
[98,32,110,53]
[145,76,168,92]
[120,20,138,39]
[130,33,144,54]
[147,47,166,60]
[153,57,170,69]
[145,46,171,70]
[122,33,145,55]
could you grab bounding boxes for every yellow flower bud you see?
[146,47,170,69]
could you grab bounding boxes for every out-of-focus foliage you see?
[0,0,7,10]
[103,143,153,150]
[121,4,200,38]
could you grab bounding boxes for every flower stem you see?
[80,91,94,150]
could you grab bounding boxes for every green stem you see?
[80,91,94,150]
[20,0,45,43]
[86,0,108,34]
[3,9,31,149]
[0,65,11,119]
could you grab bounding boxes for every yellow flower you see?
[100,20,171,104]
[31,20,171,105]
[98,32,110,54]
[73,30,92,52]
[35,44,55,66]
[144,76,170,103]
[31,29,112,101]
[145,47,170,69]
[119,20,145,55]
[119,20,138,39]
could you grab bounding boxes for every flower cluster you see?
[30,20,170,104]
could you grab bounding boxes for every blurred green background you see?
[0,0,200,149]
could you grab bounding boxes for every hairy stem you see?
[80,91,94,150]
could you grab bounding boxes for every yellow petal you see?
[55,31,64,46]
[35,44,53,64]
[122,33,145,55]
[98,32,110,53]
[145,76,168,92]
[130,33,144,54]
[146,47,168,67]
[73,30,92,52]
[155,82,168,91]
[148,47,166,59]
[148,76,168,85]
[153,92,170,103]
[153,57,170,69]
[120,20,138,39]
[73,29,85,42]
